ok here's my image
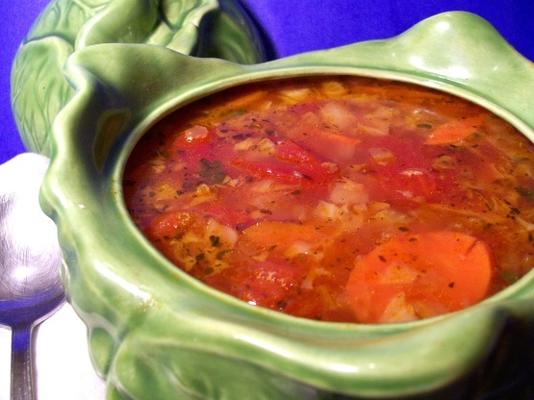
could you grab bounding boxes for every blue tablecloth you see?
[1,1,533,164]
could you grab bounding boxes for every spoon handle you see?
[11,325,36,400]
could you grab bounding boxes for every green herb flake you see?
[216,250,230,259]
[500,270,518,284]
[516,186,534,198]
[417,123,433,129]
[225,108,247,118]
[204,267,214,275]
[276,300,288,309]
[209,235,221,247]
[199,159,226,184]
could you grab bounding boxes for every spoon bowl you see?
[0,153,63,400]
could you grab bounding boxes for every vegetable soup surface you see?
[124,77,534,323]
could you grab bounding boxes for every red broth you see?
[124,77,534,323]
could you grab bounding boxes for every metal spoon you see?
[0,153,64,400]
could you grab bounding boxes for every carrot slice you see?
[345,231,492,323]
[425,115,484,145]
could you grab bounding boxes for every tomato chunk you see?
[147,211,193,241]
[205,260,304,310]
[230,138,336,185]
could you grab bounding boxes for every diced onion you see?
[321,162,339,173]
[149,158,166,174]
[379,266,419,284]
[284,241,312,258]
[206,218,238,246]
[329,178,369,205]
[181,232,201,244]
[251,180,274,193]
[280,88,312,102]
[358,107,394,136]
[257,138,275,155]
[369,147,395,165]
[373,208,408,224]
[320,102,358,130]
[368,202,390,214]
[516,216,534,232]
[147,183,176,202]
[397,190,413,198]
[188,185,216,207]
[252,251,269,262]
[225,90,264,108]
[321,81,348,97]
[234,137,275,155]
[183,125,208,143]
[234,138,257,151]
[301,268,329,290]
[182,256,197,271]
[259,101,273,111]
[314,201,341,220]
[195,184,211,196]
[400,169,424,176]
[379,293,418,323]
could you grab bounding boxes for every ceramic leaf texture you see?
[194,0,271,64]
[11,0,267,155]
[76,0,219,53]
[75,0,165,48]
[146,0,218,53]
[25,0,111,44]
[11,37,73,154]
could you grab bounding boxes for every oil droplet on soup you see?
[124,76,534,324]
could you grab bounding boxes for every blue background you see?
[1,1,533,164]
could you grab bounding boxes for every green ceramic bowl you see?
[31,11,534,399]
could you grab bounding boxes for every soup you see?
[124,77,534,323]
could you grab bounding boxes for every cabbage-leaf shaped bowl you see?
[33,11,534,400]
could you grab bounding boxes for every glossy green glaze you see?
[11,0,268,156]
[38,12,533,399]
